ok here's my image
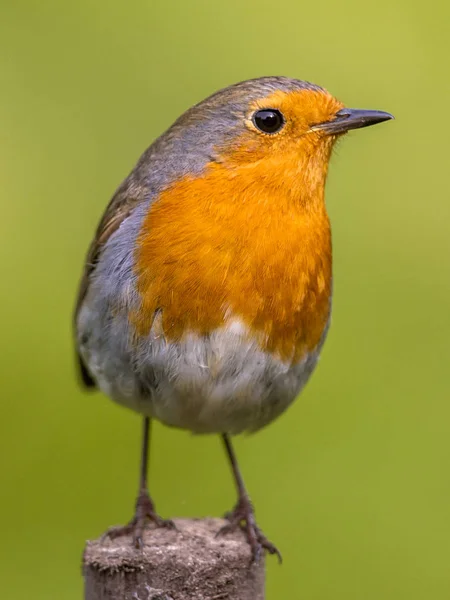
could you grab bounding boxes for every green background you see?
[1,1,449,598]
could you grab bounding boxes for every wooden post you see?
[83,518,265,600]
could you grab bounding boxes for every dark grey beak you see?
[313,108,394,135]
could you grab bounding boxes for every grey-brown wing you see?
[73,183,148,388]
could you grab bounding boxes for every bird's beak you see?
[312,108,394,135]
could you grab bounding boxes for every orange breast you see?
[133,156,332,364]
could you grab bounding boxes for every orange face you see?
[220,88,344,165]
[132,87,345,363]
[209,88,345,209]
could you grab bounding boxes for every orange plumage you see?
[134,89,342,363]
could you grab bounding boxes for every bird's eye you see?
[252,109,285,134]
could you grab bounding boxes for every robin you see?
[74,76,393,561]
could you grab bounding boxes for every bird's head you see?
[156,77,393,205]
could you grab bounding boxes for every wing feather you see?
[73,182,148,389]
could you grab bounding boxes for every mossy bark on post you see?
[83,518,265,600]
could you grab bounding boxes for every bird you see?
[74,76,393,561]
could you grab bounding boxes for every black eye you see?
[252,109,285,134]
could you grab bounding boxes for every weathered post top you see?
[83,518,265,600]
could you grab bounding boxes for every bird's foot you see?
[217,495,282,563]
[103,490,175,549]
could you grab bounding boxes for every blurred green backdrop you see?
[1,1,449,598]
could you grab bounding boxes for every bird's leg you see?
[217,434,282,563]
[104,417,174,548]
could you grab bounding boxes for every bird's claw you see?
[217,496,282,563]
[102,491,175,548]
